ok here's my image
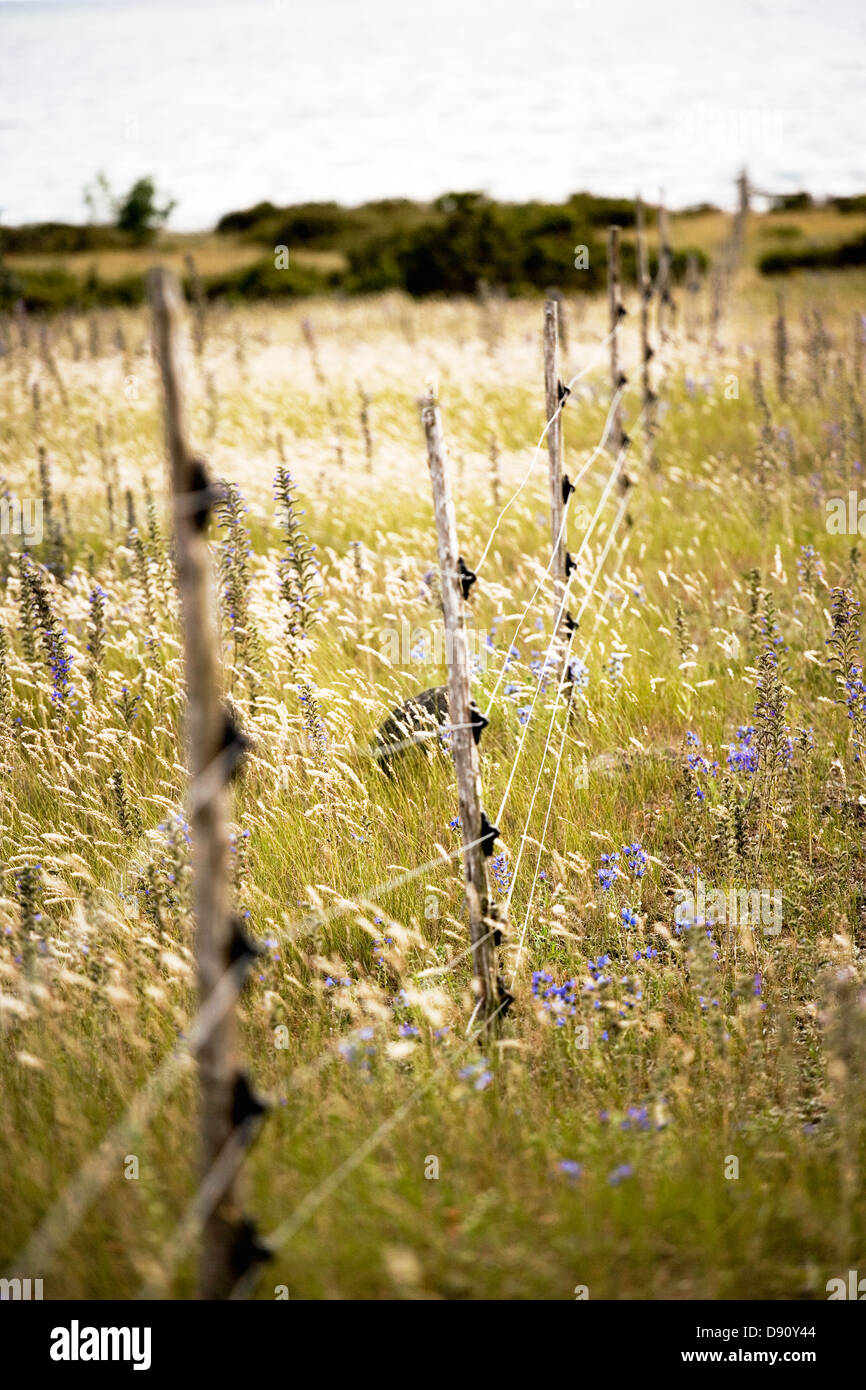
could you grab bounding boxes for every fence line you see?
[134,460,645,1294]
[492,411,643,825]
[481,386,630,719]
[7,241,706,1292]
[635,196,657,470]
[142,495,641,1295]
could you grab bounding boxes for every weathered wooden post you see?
[421,394,501,1031]
[657,201,675,344]
[543,298,567,638]
[733,167,750,253]
[358,384,374,472]
[149,268,266,1299]
[547,287,569,357]
[607,226,625,457]
[635,199,656,472]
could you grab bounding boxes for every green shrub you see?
[198,257,331,301]
[568,192,637,227]
[770,192,814,212]
[830,193,866,214]
[0,222,127,255]
[215,200,283,235]
[89,273,147,308]
[344,196,708,298]
[346,194,606,296]
[759,232,866,275]
[270,204,359,249]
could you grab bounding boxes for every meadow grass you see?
[3,233,343,284]
[1,267,865,1299]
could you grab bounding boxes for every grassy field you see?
[1,240,866,1300]
[2,234,342,284]
[8,201,866,275]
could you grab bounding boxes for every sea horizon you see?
[1,0,864,230]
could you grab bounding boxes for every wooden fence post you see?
[635,198,656,472]
[657,201,674,344]
[733,168,750,254]
[607,226,625,458]
[421,394,501,1031]
[543,298,567,639]
[547,287,569,357]
[358,385,374,472]
[149,268,265,1299]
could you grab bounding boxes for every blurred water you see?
[1,0,864,228]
